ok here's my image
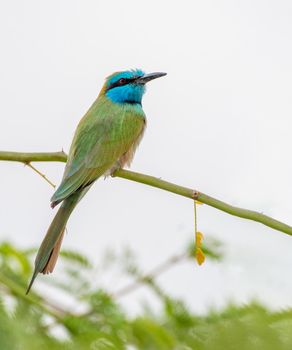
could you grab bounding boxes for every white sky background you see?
[1,0,292,314]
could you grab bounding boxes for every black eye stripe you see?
[107,78,130,90]
[107,76,140,91]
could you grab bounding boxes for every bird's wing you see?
[51,103,145,205]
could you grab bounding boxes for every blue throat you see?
[105,69,146,105]
[106,84,145,105]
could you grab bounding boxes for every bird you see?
[26,69,166,293]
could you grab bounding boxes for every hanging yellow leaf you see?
[195,231,206,265]
[195,247,205,265]
[195,231,204,247]
[195,200,203,205]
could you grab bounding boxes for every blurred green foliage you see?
[0,240,292,350]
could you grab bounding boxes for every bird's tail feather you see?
[26,191,83,294]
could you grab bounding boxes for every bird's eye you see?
[119,78,126,85]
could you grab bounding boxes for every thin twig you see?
[194,201,197,236]
[113,252,187,298]
[26,162,56,188]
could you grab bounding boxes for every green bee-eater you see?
[26,69,166,293]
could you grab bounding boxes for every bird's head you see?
[102,69,166,105]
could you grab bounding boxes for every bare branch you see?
[0,150,292,237]
[0,151,67,163]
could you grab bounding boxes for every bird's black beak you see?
[135,72,167,84]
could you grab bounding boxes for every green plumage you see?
[26,70,166,293]
[51,95,145,206]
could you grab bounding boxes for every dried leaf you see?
[195,248,205,265]
[195,232,205,265]
[195,232,204,247]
